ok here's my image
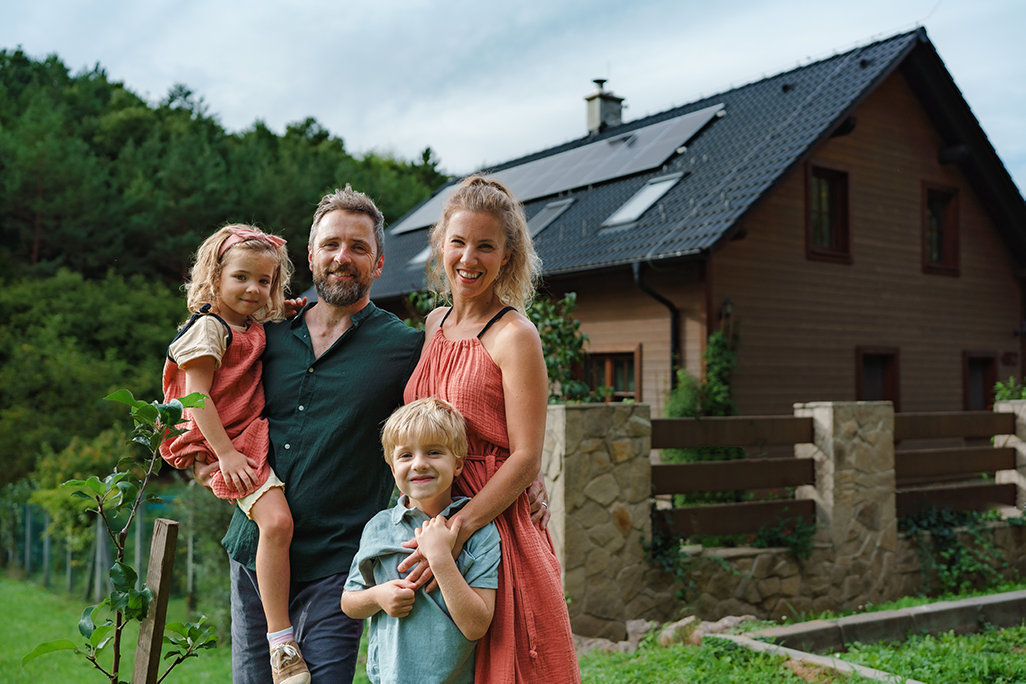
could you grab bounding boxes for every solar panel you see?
[390,103,723,235]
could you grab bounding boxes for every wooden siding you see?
[547,268,703,417]
[710,70,1021,414]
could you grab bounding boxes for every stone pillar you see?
[993,400,1026,510]
[793,401,897,609]
[541,403,653,641]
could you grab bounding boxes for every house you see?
[372,28,1026,418]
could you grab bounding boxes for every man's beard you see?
[314,265,372,307]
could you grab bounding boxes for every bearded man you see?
[215,185,424,683]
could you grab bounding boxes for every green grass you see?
[2,575,373,683]
[578,637,826,683]
[3,575,231,683]
[841,624,1026,684]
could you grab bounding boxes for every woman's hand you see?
[527,475,550,529]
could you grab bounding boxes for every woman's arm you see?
[451,315,548,545]
[182,357,259,494]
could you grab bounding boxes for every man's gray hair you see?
[309,184,385,257]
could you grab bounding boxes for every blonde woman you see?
[402,177,580,682]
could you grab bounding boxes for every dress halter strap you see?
[166,303,233,363]
[477,306,516,338]
[437,305,516,339]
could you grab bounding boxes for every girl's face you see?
[442,210,509,303]
[216,249,277,326]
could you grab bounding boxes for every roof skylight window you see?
[527,198,575,237]
[602,173,683,227]
[406,245,432,268]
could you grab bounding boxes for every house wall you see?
[546,267,705,418]
[710,70,1021,415]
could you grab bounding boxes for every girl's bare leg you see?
[248,487,293,632]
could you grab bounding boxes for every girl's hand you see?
[283,297,308,319]
[218,449,260,495]
[375,579,417,618]
[415,515,462,564]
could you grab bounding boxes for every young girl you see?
[160,224,310,684]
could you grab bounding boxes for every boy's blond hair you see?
[381,398,468,466]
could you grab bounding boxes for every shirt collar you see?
[289,299,377,330]
[390,495,471,525]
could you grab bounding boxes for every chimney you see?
[585,79,623,134]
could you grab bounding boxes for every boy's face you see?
[390,441,464,514]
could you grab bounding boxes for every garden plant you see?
[22,390,218,683]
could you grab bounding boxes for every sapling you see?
[22,390,218,683]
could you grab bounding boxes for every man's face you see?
[308,210,383,308]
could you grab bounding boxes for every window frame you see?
[921,182,960,276]
[805,160,852,264]
[855,346,900,412]
[584,344,642,402]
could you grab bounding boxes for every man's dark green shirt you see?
[221,301,423,582]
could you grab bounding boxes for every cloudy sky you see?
[2,0,1024,189]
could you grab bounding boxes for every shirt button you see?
[298,405,305,412]
[284,444,291,450]
[308,367,315,373]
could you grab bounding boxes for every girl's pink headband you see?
[219,227,287,257]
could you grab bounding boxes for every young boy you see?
[341,397,501,684]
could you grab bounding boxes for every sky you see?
[2,0,1024,190]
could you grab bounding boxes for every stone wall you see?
[541,403,680,641]
[544,401,1026,636]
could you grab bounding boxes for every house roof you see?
[373,28,1026,301]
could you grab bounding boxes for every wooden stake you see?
[133,518,179,684]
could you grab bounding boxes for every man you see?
[212,185,424,683]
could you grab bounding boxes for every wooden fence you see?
[652,409,1021,536]
[650,415,816,536]
[894,411,1017,517]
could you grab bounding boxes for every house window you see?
[584,346,641,401]
[806,163,851,263]
[602,174,682,228]
[856,346,899,411]
[922,183,959,275]
[963,351,997,411]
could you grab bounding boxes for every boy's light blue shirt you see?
[344,496,501,684]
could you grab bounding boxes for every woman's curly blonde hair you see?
[183,224,293,324]
[426,176,541,313]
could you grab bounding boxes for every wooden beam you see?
[895,447,1016,486]
[896,483,1017,517]
[654,499,816,537]
[652,458,816,495]
[133,518,179,684]
[651,416,814,449]
[894,412,1015,441]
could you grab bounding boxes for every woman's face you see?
[443,210,509,302]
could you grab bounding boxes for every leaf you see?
[177,392,206,409]
[85,476,107,497]
[89,624,114,648]
[78,605,98,638]
[144,493,164,504]
[22,639,79,666]
[104,389,139,407]
[132,403,160,424]
[109,561,137,592]
[157,399,183,426]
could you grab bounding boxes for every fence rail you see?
[896,482,1018,517]
[654,499,817,537]
[894,411,1015,440]
[651,458,815,495]
[895,446,1016,486]
[651,416,814,449]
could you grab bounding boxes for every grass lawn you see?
[2,575,373,683]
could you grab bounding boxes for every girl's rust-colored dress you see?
[404,307,580,683]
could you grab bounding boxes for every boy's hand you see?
[376,579,417,617]
[218,449,260,495]
[415,515,461,565]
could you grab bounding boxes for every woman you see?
[400,176,580,682]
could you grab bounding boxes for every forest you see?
[0,47,449,488]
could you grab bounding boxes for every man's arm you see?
[341,580,417,620]
[416,516,495,641]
